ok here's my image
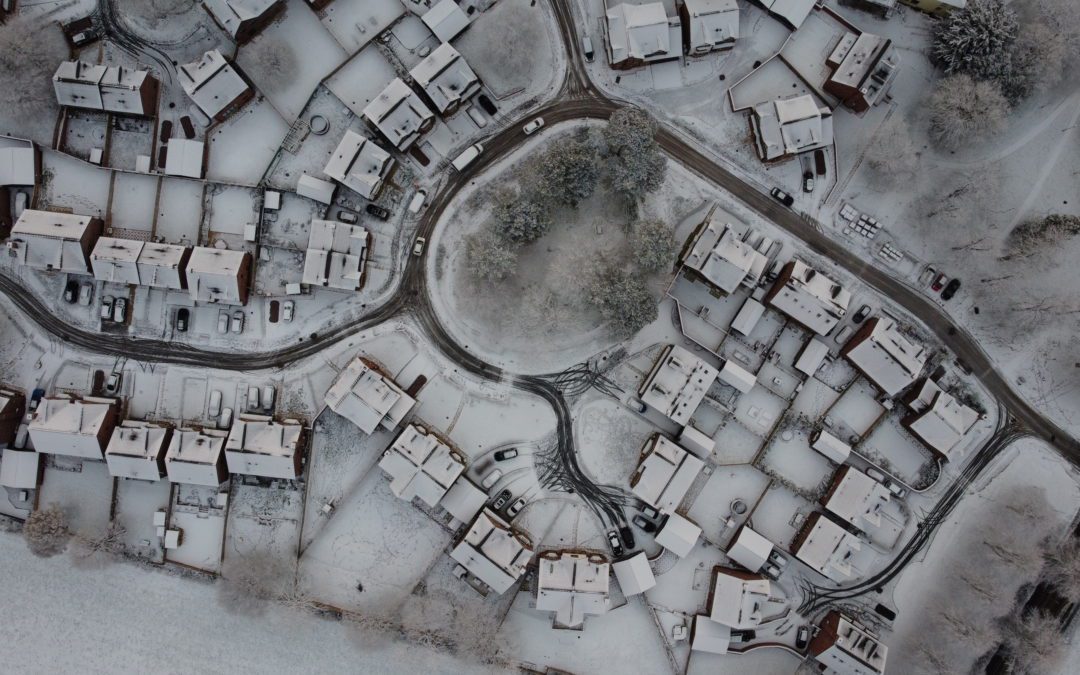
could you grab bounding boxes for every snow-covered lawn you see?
[39,150,111,218]
[109,172,159,235]
[206,98,289,186]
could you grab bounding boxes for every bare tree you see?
[465,229,518,282]
[1006,214,1080,259]
[1043,537,1080,602]
[927,74,1009,151]
[631,219,676,272]
[217,551,297,616]
[70,520,127,569]
[23,503,71,558]
[865,117,918,184]
[1002,610,1065,674]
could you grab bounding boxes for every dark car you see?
[159,119,173,143]
[180,115,196,139]
[176,307,189,332]
[492,489,512,510]
[852,304,872,323]
[477,94,497,116]
[814,149,827,176]
[607,530,624,557]
[619,525,636,550]
[941,278,961,300]
[796,626,810,650]
[732,629,757,643]
[770,187,794,207]
[365,203,390,220]
[493,447,519,462]
[29,388,46,412]
[64,280,79,304]
[631,514,656,533]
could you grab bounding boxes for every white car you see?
[231,311,245,334]
[247,386,260,411]
[219,407,233,429]
[481,469,503,490]
[407,190,427,214]
[465,106,488,128]
[412,237,426,256]
[262,385,276,410]
[208,390,222,418]
[523,117,545,135]
[217,311,230,334]
[100,296,114,320]
[282,300,294,323]
[113,297,127,323]
[78,282,93,306]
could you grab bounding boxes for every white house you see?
[301,219,370,292]
[165,428,229,486]
[750,94,834,161]
[811,428,851,464]
[297,174,336,205]
[718,359,756,394]
[680,0,739,55]
[363,78,435,151]
[638,344,719,427]
[792,513,863,583]
[0,448,41,490]
[629,435,704,514]
[439,476,488,525]
[605,2,682,69]
[795,338,830,376]
[810,611,888,675]
[28,396,119,460]
[163,139,206,179]
[8,209,103,275]
[450,508,534,595]
[185,247,251,305]
[682,210,768,294]
[422,0,471,42]
[224,414,304,480]
[822,466,892,535]
[901,379,979,460]
[535,551,611,630]
[202,0,283,43]
[409,43,481,115]
[752,0,817,30]
[137,243,190,290]
[325,357,416,434]
[379,424,466,507]
[90,237,143,285]
[765,260,851,335]
[105,420,172,481]
[691,615,732,654]
[53,61,158,116]
[726,525,773,573]
[612,551,656,596]
[323,130,395,201]
[841,317,927,397]
[655,512,702,557]
[178,50,252,122]
[708,567,774,629]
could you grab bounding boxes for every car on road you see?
[231,311,245,334]
[770,187,794,207]
[481,468,503,490]
[796,626,810,650]
[523,117,545,135]
[941,278,961,300]
[79,282,93,306]
[64,280,79,304]
[365,203,390,220]
[217,311,230,334]
[607,530,623,557]
[407,190,427,214]
[931,273,948,292]
[493,447,519,461]
[412,237,426,256]
[852,304,872,324]
[176,308,189,332]
[208,390,222,418]
[282,300,294,323]
[631,514,657,533]
[492,489,512,510]
[802,172,815,193]
[451,143,484,171]
[507,497,526,518]
[100,296,114,320]
[105,372,122,395]
[113,297,127,323]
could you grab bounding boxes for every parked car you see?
[412,237,426,256]
[231,311,245,334]
[834,325,853,344]
[465,105,488,128]
[112,297,127,323]
[159,119,173,143]
[477,94,497,116]
[931,273,948,292]
[941,278,961,300]
[29,388,45,412]
[852,304,871,323]
[492,489,512,510]
[79,282,93,306]
[865,467,886,482]
[920,266,937,287]
[628,397,647,413]
[732,629,757,643]
[631,514,657,533]
[481,468,503,489]
[619,525,636,550]
[768,550,788,568]
[523,117,545,135]
[883,480,907,499]
[639,503,660,520]
[802,172,815,193]
[507,497,526,518]
[607,530,623,557]
[217,311,230,334]
[13,191,27,219]
[796,626,810,650]
[176,308,189,332]
[493,447,519,462]
[180,115,195,139]
[100,296,114,320]
[64,280,79,304]
[247,386,260,411]
[282,300,295,323]
[770,187,794,207]
[407,190,427,214]
[208,390,222,418]
[582,35,595,62]
[105,372,122,395]
[337,210,358,224]
[262,385,275,410]
[365,203,390,220]
[219,407,233,429]
[762,562,782,580]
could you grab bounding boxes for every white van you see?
[451,144,484,172]
[407,190,427,214]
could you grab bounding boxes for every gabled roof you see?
[325,357,416,434]
[323,131,394,200]
[379,424,465,507]
[606,2,676,64]
[422,0,471,42]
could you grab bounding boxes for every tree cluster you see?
[1006,213,1080,258]
[586,263,658,337]
[23,503,71,558]
[217,551,298,616]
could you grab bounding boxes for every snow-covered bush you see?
[465,229,518,282]
[534,133,602,207]
[586,263,657,336]
[932,0,1018,82]
[927,74,1008,151]
[630,220,676,272]
[602,108,667,201]
[491,188,551,243]
[23,503,71,558]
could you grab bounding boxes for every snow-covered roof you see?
[690,615,731,654]
[683,0,739,54]
[323,131,395,200]
[297,174,336,204]
[363,78,435,151]
[765,260,850,335]
[302,220,370,291]
[793,513,862,583]
[105,420,170,481]
[823,466,891,535]
[186,247,250,305]
[731,298,766,336]
[325,357,416,434]
[605,2,679,66]
[904,388,979,459]
[28,396,117,460]
[202,0,280,40]
[409,43,481,115]
[795,338,830,376]
[612,551,656,596]
[638,344,719,427]
[165,428,228,486]
[629,435,704,514]
[9,210,100,275]
[178,50,250,120]
[708,567,771,629]
[90,237,143,285]
[137,243,189,290]
[718,359,756,394]
[224,414,304,480]
[0,145,37,186]
[726,525,773,573]
[422,0,471,42]
[164,139,205,179]
[756,0,816,30]
[450,508,533,595]
[0,448,40,489]
[52,61,105,110]
[440,476,487,524]
[812,611,888,675]
[678,424,715,458]
[683,215,768,294]
[825,32,899,110]
[98,65,155,116]
[811,428,851,464]
[536,551,611,629]
[841,318,927,397]
[750,94,834,161]
[378,424,465,507]
[655,512,701,557]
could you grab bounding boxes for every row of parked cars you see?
[207,385,276,429]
